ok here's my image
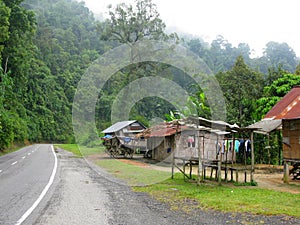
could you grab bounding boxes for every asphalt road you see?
[0,144,57,225]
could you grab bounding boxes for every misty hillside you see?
[1,0,300,151]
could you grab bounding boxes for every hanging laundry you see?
[228,140,233,151]
[216,141,221,155]
[234,140,240,152]
[239,140,245,153]
[221,140,225,154]
[225,139,230,152]
[245,140,251,152]
[245,140,251,158]
[187,135,195,147]
[124,137,131,143]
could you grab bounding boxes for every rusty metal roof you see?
[264,86,300,120]
[138,121,186,138]
[138,117,241,138]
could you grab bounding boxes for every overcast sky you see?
[82,0,300,57]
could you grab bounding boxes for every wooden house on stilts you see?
[248,86,300,182]
[264,86,300,182]
[138,117,257,184]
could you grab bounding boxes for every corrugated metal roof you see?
[102,120,137,133]
[138,122,185,138]
[187,117,240,131]
[264,86,300,120]
[147,127,177,137]
[247,119,282,134]
[138,117,240,138]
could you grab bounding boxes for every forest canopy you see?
[0,0,299,151]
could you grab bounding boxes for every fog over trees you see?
[1,0,299,158]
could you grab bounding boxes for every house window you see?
[187,135,195,147]
[283,137,290,145]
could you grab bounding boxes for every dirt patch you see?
[118,159,150,167]
[255,172,300,194]
[86,152,109,161]
[251,164,300,194]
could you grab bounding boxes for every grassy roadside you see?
[54,144,104,157]
[134,173,300,217]
[96,159,170,186]
[94,158,300,217]
[0,145,25,156]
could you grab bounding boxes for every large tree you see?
[96,0,178,128]
[216,56,264,126]
[257,41,298,74]
[103,0,170,44]
[187,36,253,74]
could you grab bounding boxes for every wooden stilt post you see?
[197,149,201,185]
[172,134,176,179]
[218,150,222,185]
[197,133,203,185]
[218,159,221,185]
[232,135,235,165]
[283,161,289,184]
[202,133,205,181]
[250,131,255,183]
[171,150,175,179]
[183,159,186,181]
[267,134,271,166]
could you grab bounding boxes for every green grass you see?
[96,159,171,186]
[133,173,300,217]
[55,144,104,157]
[0,145,24,156]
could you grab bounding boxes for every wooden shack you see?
[283,118,300,181]
[139,121,179,161]
[139,117,256,184]
[101,120,147,157]
[139,119,232,163]
[177,117,239,162]
[139,118,238,163]
[175,127,236,163]
[282,118,300,161]
[102,120,146,138]
[261,86,300,181]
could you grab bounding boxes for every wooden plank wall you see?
[282,119,300,160]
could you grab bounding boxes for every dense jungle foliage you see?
[1,0,300,165]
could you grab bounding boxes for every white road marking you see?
[22,156,26,159]
[0,170,2,173]
[27,153,31,156]
[11,161,18,166]
[15,145,58,225]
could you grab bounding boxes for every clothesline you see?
[216,139,251,154]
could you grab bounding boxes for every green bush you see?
[0,111,15,150]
